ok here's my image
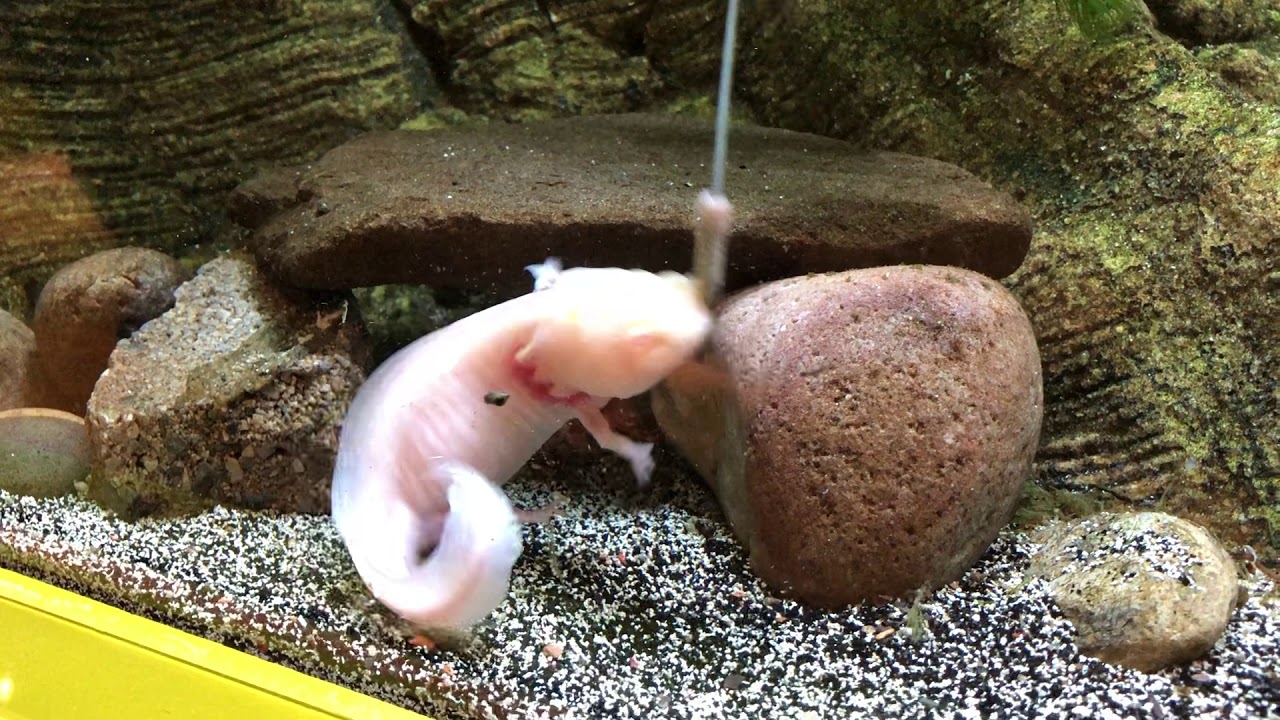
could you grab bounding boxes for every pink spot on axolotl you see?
[509,347,592,407]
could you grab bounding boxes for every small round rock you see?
[1029,511,1240,672]
[0,408,92,498]
[1,310,44,411]
[34,247,189,414]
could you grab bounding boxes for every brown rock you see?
[720,0,1279,567]
[231,114,1032,293]
[653,265,1043,606]
[0,310,46,411]
[1030,512,1240,672]
[86,255,371,517]
[34,247,190,415]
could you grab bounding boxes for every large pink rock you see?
[653,265,1043,606]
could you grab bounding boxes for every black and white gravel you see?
[1,452,1276,720]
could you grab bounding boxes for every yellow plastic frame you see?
[0,568,427,719]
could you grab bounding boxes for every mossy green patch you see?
[352,284,495,364]
[1053,0,1151,40]
[405,0,657,121]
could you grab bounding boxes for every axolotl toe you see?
[331,259,712,634]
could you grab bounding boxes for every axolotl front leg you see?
[571,402,656,487]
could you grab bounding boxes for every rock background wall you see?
[0,0,433,315]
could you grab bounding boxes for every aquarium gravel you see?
[1,451,1276,720]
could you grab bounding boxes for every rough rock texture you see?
[231,114,1032,293]
[1195,45,1280,105]
[33,248,190,415]
[0,1,432,295]
[687,0,1280,560]
[403,0,659,120]
[1030,512,1240,672]
[653,266,1043,606]
[86,255,371,517]
[1147,0,1275,44]
[0,310,46,411]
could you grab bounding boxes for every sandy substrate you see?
[1,449,1276,719]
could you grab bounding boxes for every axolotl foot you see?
[628,442,656,488]
[574,403,656,488]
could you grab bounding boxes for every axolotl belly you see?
[331,259,712,633]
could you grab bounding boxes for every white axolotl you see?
[331,258,713,633]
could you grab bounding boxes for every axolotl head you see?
[522,264,713,400]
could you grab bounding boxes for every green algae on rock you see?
[1031,511,1240,672]
[404,0,658,121]
[352,284,495,364]
[1146,0,1278,45]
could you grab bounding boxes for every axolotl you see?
[331,259,713,633]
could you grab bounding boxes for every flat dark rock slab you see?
[232,114,1032,293]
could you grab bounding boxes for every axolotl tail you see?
[334,457,524,633]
